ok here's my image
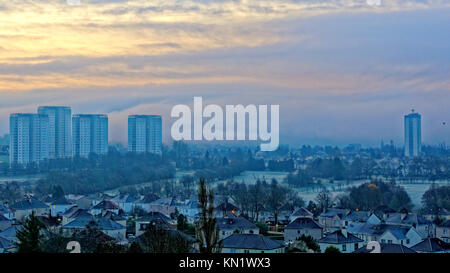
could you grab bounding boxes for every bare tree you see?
[195,179,220,253]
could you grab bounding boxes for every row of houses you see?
[283,205,450,253]
[1,192,449,254]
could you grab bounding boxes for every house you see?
[289,207,313,222]
[214,201,240,218]
[110,194,137,213]
[147,197,179,216]
[9,197,49,221]
[69,195,94,210]
[284,217,323,243]
[423,208,450,222]
[342,211,377,227]
[61,213,96,236]
[435,220,450,243]
[135,212,173,237]
[48,198,74,217]
[95,217,127,240]
[373,205,396,221]
[61,207,91,225]
[220,234,285,253]
[0,236,15,253]
[379,226,422,248]
[177,199,199,222]
[318,208,348,232]
[135,195,160,213]
[411,238,450,253]
[103,211,127,228]
[384,211,434,238]
[318,229,363,253]
[353,243,416,253]
[216,215,259,240]
[62,213,126,240]
[90,200,120,216]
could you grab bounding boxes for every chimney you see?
[342,228,348,238]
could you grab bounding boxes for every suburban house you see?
[384,210,434,238]
[353,243,416,253]
[111,194,137,213]
[48,198,74,217]
[135,195,159,213]
[411,238,450,253]
[103,211,127,228]
[289,207,313,222]
[342,211,379,227]
[220,234,285,253]
[61,207,92,225]
[373,205,397,221]
[435,220,450,243]
[177,199,199,222]
[216,215,259,240]
[318,208,348,232]
[423,208,450,222]
[214,201,240,218]
[284,217,323,243]
[69,195,94,210]
[9,197,49,221]
[318,229,363,253]
[379,226,422,247]
[134,212,173,237]
[90,200,120,216]
[147,197,179,216]
[62,213,126,240]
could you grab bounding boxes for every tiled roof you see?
[0,225,22,241]
[62,215,95,229]
[92,200,120,210]
[411,238,450,253]
[0,236,14,250]
[354,243,416,253]
[216,216,257,231]
[286,217,322,230]
[63,215,124,230]
[343,211,371,222]
[10,198,49,210]
[319,230,363,244]
[291,207,313,218]
[220,234,284,250]
[319,208,348,218]
[215,202,239,212]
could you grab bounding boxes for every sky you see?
[0,0,449,147]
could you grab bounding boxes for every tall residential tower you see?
[9,113,49,165]
[128,115,162,155]
[72,114,109,157]
[404,111,421,157]
[37,106,72,158]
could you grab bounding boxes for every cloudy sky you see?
[0,0,449,147]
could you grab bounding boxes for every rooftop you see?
[220,234,284,250]
[318,230,363,244]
